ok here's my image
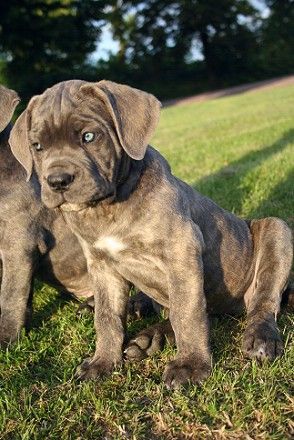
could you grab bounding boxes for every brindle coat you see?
[9,80,293,388]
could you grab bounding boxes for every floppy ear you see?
[9,109,33,181]
[0,85,20,132]
[80,80,161,160]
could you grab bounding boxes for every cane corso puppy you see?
[0,85,155,347]
[9,80,293,388]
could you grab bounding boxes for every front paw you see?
[242,320,283,361]
[76,299,94,317]
[163,356,211,389]
[124,320,175,361]
[75,356,121,381]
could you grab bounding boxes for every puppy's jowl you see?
[10,80,293,388]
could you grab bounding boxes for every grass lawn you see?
[0,84,293,439]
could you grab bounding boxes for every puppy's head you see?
[0,85,20,133]
[9,80,161,209]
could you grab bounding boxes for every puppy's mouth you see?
[41,186,114,210]
[86,192,115,207]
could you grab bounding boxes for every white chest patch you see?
[94,236,127,256]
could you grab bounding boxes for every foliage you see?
[259,0,294,76]
[0,1,293,101]
[100,0,293,98]
[0,0,106,101]
[98,1,260,98]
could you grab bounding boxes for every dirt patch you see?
[163,75,294,107]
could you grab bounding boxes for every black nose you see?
[47,172,74,191]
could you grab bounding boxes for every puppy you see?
[0,84,154,346]
[9,80,293,388]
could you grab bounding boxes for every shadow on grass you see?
[31,281,76,330]
[248,166,294,221]
[191,128,294,214]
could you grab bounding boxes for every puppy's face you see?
[9,80,161,209]
[22,80,120,208]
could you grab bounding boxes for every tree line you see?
[0,0,293,103]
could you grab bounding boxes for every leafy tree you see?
[176,0,260,82]
[1,0,292,102]
[260,0,294,75]
[0,0,106,102]
[106,0,260,87]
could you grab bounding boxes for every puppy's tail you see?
[281,282,294,312]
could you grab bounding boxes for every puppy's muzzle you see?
[47,172,75,192]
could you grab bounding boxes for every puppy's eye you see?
[82,132,95,143]
[32,143,43,152]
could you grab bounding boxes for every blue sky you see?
[93,24,119,61]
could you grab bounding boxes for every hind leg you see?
[242,218,293,360]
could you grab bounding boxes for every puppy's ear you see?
[80,80,161,160]
[0,85,20,132]
[9,109,33,181]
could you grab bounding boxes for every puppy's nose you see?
[47,172,74,191]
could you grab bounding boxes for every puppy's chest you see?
[78,226,164,278]
[93,235,128,258]
[68,214,134,261]
[66,210,167,279]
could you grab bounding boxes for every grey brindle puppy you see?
[0,85,156,347]
[9,80,293,388]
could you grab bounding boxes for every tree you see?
[176,0,260,82]
[1,1,291,103]
[0,0,106,102]
[260,0,294,75]
[106,0,261,91]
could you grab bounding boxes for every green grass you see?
[1,85,294,439]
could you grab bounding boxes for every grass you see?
[1,84,293,439]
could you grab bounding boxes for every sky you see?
[92,24,119,61]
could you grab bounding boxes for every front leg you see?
[163,226,212,389]
[242,218,292,360]
[76,261,131,380]
[0,247,34,346]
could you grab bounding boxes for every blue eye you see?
[32,143,43,151]
[82,132,95,143]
